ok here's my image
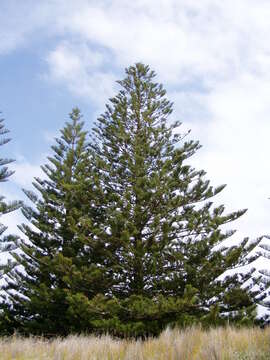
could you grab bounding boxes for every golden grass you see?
[0,326,269,360]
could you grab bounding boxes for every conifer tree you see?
[0,109,108,335]
[0,115,21,268]
[75,63,260,337]
[256,239,270,322]
[0,67,262,338]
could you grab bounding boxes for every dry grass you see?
[0,326,269,359]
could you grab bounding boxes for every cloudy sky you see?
[1,0,270,273]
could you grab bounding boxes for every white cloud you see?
[45,0,270,84]
[1,209,24,237]
[0,157,47,240]
[12,162,42,187]
[45,42,116,107]
[189,73,270,239]
[10,161,43,188]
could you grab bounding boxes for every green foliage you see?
[65,285,199,338]
[0,109,109,335]
[0,65,261,337]
[87,63,259,335]
[0,116,21,274]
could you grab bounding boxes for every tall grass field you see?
[0,326,269,359]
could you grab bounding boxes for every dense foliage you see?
[0,65,263,337]
[0,109,110,335]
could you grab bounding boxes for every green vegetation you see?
[0,116,21,269]
[0,64,267,337]
[0,109,108,335]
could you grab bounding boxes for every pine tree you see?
[0,67,262,338]
[0,115,21,269]
[77,63,260,337]
[0,109,108,335]
[256,238,270,323]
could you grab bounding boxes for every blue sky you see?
[1,0,270,278]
